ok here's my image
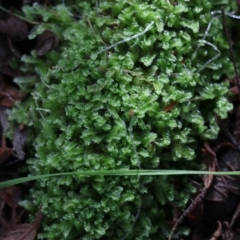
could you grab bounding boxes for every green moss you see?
[9,1,237,239]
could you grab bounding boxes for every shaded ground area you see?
[0,1,52,239]
[1,1,240,240]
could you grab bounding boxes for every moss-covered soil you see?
[1,1,240,239]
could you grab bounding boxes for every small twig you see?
[0,6,40,25]
[72,21,154,72]
[168,188,207,240]
[229,203,240,228]
[197,40,221,73]
[94,21,154,57]
[212,10,240,19]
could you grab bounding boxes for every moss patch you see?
[9,1,237,239]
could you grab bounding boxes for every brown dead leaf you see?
[7,36,21,58]
[0,147,13,166]
[202,142,217,189]
[210,221,222,240]
[230,85,238,95]
[0,208,42,240]
[0,186,21,209]
[0,85,26,107]
[36,30,59,56]
[0,15,28,41]
[163,102,178,112]
[0,201,26,233]
[0,136,13,166]
[203,143,232,202]
[0,64,21,78]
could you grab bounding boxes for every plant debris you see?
[0,207,42,240]
[1,1,240,240]
[169,6,240,240]
[0,1,44,239]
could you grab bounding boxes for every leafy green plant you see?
[8,0,237,239]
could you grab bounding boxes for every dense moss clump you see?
[9,1,237,239]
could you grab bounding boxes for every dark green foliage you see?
[9,1,237,239]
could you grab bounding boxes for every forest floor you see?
[1,1,240,240]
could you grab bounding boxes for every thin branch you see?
[0,6,40,25]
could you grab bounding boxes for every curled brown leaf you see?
[0,208,42,240]
[0,85,26,107]
[36,30,59,56]
[0,136,13,166]
[0,15,28,41]
[0,186,21,210]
